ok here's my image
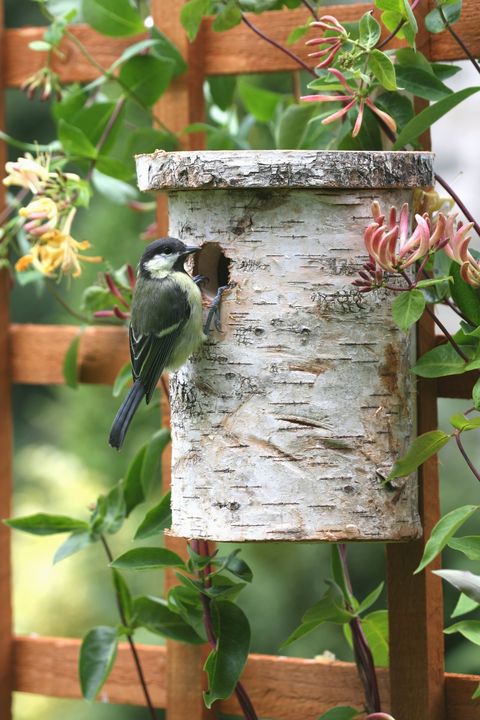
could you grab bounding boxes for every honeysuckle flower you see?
[305,15,347,69]
[354,201,448,291]
[15,209,101,278]
[19,197,59,236]
[3,153,52,193]
[443,214,479,287]
[301,69,397,138]
[21,67,62,102]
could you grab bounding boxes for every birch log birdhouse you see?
[136,150,433,542]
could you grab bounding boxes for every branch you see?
[301,0,319,21]
[455,432,480,483]
[377,0,422,50]
[438,6,480,74]
[100,536,158,720]
[435,173,480,237]
[86,96,126,182]
[241,13,316,77]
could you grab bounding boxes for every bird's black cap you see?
[140,237,201,275]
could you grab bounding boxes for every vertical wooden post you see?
[151,3,211,719]
[386,4,445,719]
[0,1,13,717]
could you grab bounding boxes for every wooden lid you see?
[136,149,434,192]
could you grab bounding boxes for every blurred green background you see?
[4,0,480,719]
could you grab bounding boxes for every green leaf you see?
[388,430,451,480]
[167,585,205,638]
[29,40,53,51]
[415,505,479,573]
[449,414,480,431]
[281,582,354,648]
[391,289,425,332]
[318,708,361,720]
[59,119,97,159]
[111,547,185,571]
[141,428,171,495]
[112,363,132,398]
[276,104,315,149]
[204,601,251,708]
[431,62,462,80]
[287,23,310,45]
[133,595,204,643]
[425,3,462,33]
[123,445,147,515]
[53,531,93,564]
[412,343,467,378]
[416,276,452,289]
[448,536,480,561]
[451,261,480,326]
[5,513,89,536]
[150,27,187,77]
[127,127,178,157]
[101,483,127,534]
[395,66,452,101]
[180,0,212,41]
[218,552,253,584]
[344,610,389,667]
[134,491,172,539]
[473,377,480,411]
[112,569,133,625]
[82,0,144,37]
[368,49,397,91]
[359,12,381,48]
[92,170,138,204]
[444,619,480,646]
[212,0,241,31]
[72,102,121,151]
[375,0,402,11]
[473,683,480,699]
[238,79,284,122]
[63,332,82,389]
[357,582,384,614]
[208,76,236,110]
[79,626,118,701]
[451,592,479,618]
[393,86,480,149]
[375,92,414,129]
[395,47,434,73]
[119,55,175,107]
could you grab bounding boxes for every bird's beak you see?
[180,245,201,258]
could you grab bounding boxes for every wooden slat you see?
[0,0,13,714]
[9,324,128,385]
[4,0,480,89]
[152,2,211,719]
[11,635,480,720]
[437,372,476,399]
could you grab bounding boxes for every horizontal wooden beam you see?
[12,635,480,719]
[9,324,128,385]
[3,1,479,88]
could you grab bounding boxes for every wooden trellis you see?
[1,1,480,719]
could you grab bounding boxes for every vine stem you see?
[424,305,469,362]
[301,0,319,21]
[45,282,90,323]
[190,539,258,720]
[454,432,480,483]
[241,13,316,77]
[86,96,126,182]
[0,188,29,227]
[100,535,158,720]
[338,545,381,714]
[434,173,480,237]
[439,6,480,74]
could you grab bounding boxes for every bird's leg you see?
[204,284,233,334]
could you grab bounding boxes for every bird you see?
[109,237,205,450]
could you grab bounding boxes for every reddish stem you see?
[455,432,480,483]
[435,173,480,237]
[376,0,422,50]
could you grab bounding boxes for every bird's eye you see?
[163,248,172,255]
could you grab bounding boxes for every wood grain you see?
[3,1,480,89]
[11,635,480,720]
[9,324,129,385]
[0,0,13,713]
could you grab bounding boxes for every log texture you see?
[137,149,434,191]
[137,151,434,542]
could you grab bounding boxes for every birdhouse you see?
[136,150,433,542]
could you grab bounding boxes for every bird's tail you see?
[109,380,145,450]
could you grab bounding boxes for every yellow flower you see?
[15,209,102,279]
[3,153,52,193]
[19,197,59,236]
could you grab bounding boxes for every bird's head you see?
[139,237,201,278]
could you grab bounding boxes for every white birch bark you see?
[136,151,433,542]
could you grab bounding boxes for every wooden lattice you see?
[1,2,480,719]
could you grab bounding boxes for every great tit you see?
[109,237,204,449]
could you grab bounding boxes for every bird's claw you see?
[193,274,209,288]
[204,283,234,335]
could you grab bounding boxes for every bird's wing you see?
[129,279,190,402]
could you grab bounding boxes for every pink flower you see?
[301,69,396,138]
[354,202,447,290]
[443,214,478,286]
[305,15,347,69]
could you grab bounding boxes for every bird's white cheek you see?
[144,256,175,277]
